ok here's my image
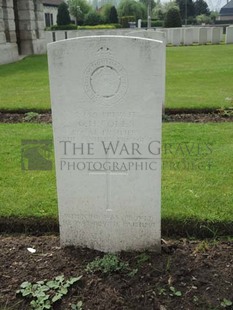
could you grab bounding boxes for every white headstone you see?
[171,28,182,46]
[199,27,207,44]
[220,27,224,41]
[167,28,172,44]
[207,27,212,42]
[192,27,199,43]
[211,27,221,44]
[161,28,172,44]
[138,19,142,28]
[126,30,166,113]
[226,26,233,44]
[183,28,193,45]
[127,29,166,45]
[48,36,164,253]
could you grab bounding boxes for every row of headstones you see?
[45,26,233,47]
[164,26,233,45]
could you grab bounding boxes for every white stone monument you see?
[192,27,199,43]
[226,26,233,44]
[211,27,221,44]
[183,28,193,45]
[138,19,142,28]
[48,36,164,253]
[199,27,207,45]
[126,30,166,113]
[171,28,182,46]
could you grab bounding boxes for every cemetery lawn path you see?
[0,235,232,310]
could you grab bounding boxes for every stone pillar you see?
[32,0,46,53]
[17,0,36,54]
[0,0,6,44]
[0,0,19,64]
[16,0,46,55]
[34,0,45,40]
[3,0,17,43]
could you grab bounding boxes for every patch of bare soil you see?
[0,235,232,310]
[1,112,233,123]
[164,113,233,123]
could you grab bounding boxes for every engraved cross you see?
[88,154,127,212]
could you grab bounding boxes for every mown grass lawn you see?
[1,122,232,224]
[166,44,233,110]
[0,55,50,111]
[0,44,233,111]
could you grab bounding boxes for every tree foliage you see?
[164,6,182,27]
[84,11,103,25]
[118,0,147,21]
[194,0,210,16]
[176,0,195,21]
[152,3,164,20]
[196,14,211,24]
[57,2,71,26]
[109,6,119,23]
[139,0,156,10]
[152,1,178,20]
[67,0,92,24]
[99,3,113,23]
[210,10,218,22]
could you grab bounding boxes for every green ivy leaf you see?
[221,298,233,307]
[60,287,68,295]
[52,293,63,303]
[68,276,83,285]
[35,291,46,297]
[46,280,59,289]
[36,281,45,285]
[21,289,32,297]
[20,281,31,288]
[55,275,65,283]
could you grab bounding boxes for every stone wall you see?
[0,0,46,65]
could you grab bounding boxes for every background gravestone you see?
[126,30,166,113]
[48,36,165,252]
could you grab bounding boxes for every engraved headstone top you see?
[48,36,165,252]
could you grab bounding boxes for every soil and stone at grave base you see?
[0,235,232,310]
[1,111,233,123]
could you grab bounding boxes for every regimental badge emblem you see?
[84,58,128,106]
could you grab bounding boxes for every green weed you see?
[221,298,232,308]
[86,254,128,274]
[16,275,82,310]
[23,112,39,122]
